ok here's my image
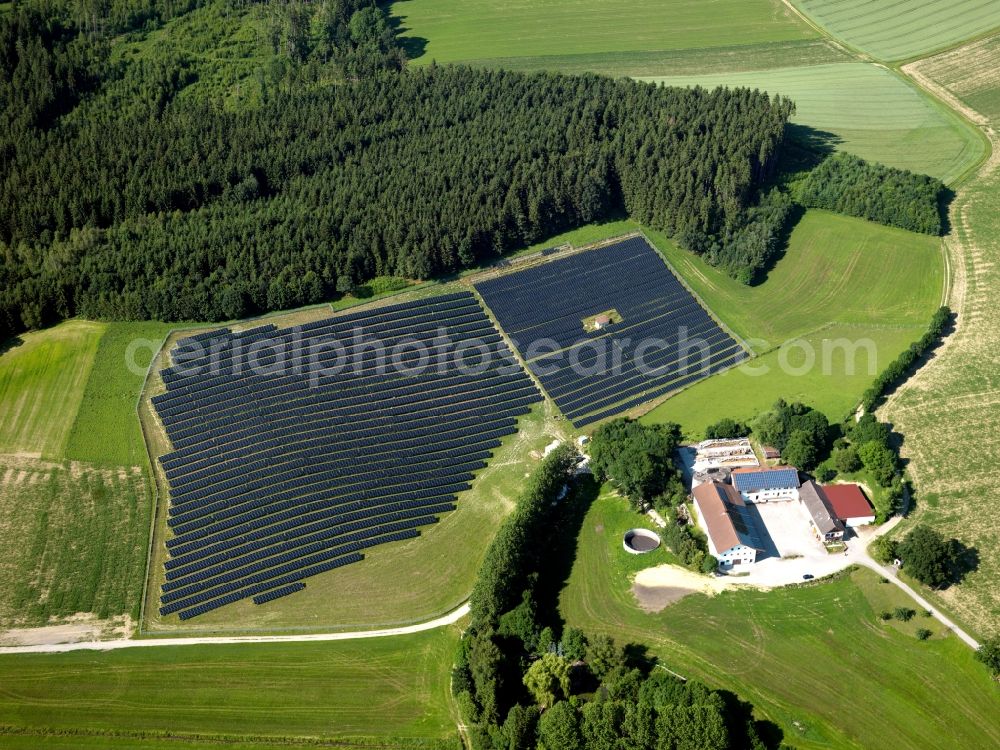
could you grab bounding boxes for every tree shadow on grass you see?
[0,334,24,357]
[534,473,600,633]
[942,540,979,589]
[385,3,428,61]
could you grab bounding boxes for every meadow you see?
[0,322,103,458]
[392,0,826,72]
[559,488,1000,750]
[792,0,1000,61]
[0,629,460,748]
[879,44,1000,639]
[642,63,986,183]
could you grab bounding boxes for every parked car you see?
[802,574,815,580]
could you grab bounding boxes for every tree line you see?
[860,306,951,413]
[456,446,781,749]
[0,0,795,342]
[795,153,945,235]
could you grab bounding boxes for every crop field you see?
[393,0,842,74]
[0,458,149,628]
[879,51,1000,639]
[911,33,1000,121]
[792,0,1000,61]
[560,488,1000,750]
[0,628,459,748]
[642,63,986,183]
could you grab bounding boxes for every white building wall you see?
[740,487,799,503]
[717,545,757,568]
[843,515,876,527]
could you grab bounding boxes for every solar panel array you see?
[732,468,801,493]
[152,292,541,619]
[475,237,745,427]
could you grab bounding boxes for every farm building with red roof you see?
[821,484,875,526]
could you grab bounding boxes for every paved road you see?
[0,603,469,655]
[856,560,980,649]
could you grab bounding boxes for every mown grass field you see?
[0,322,103,458]
[879,45,1000,639]
[792,0,1000,61]
[560,488,1000,750]
[913,32,1000,121]
[642,63,986,183]
[393,0,835,73]
[0,629,460,749]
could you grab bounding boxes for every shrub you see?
[893,607,915,622]
[975,637,1000,677]
[880,611,893,621]
[833,446,861,473]
[703,418,748,440]
[916,629,932,641]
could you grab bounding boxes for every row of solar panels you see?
[166,420,518,502]
[162,380,533,461]
[162,530,419,618]
[476,236,744,428]
[157,328,510,425]
[165,496,456,572]
[163,409,516,482]
[162,515,439,602]
[156,292,542,618]
[166,501,457,582]
[158,312,502,406]
[163,293,477,386]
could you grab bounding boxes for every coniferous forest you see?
[0,0,795,340]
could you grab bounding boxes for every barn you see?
[822,484,876,526]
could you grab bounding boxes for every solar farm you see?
[475,236,746,427]
[150,292,541,620]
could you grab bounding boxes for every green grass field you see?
[0,459,149,627]
[913,33,1000,121]
[641,63,986,183]
[0,321,103,458]
[64,322,173,467]
[393,0,835,73]
[792,0,1000,61]
[0,629,460,748]
[560,488,1000,749]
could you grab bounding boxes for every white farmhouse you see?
[692,482,765,569]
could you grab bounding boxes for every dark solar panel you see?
[475,236,744,426]
[152,292,541,619]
